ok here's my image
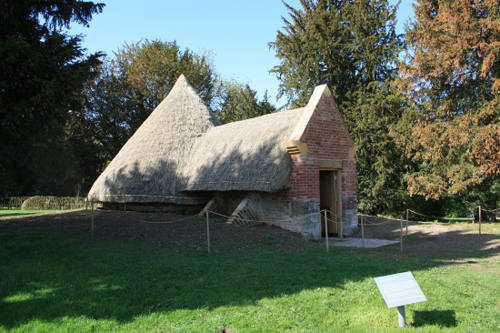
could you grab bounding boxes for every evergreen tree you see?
[213,80,276,124]
[271,0,401,107]
[271,0,408,214]
[0,0,104,196]
[397,0,500,200]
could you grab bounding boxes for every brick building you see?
[88,75,357,240]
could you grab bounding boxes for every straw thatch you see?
[182,108,304,192]
[87,75,220,204]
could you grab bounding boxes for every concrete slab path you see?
[325,237,399,248]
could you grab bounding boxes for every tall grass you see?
[0,232,498,332]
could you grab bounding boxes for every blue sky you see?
[72,0,414,105]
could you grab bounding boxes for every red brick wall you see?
[289,90,357,203]
[260,88,357,236]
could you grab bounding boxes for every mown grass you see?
[0,230,498,332]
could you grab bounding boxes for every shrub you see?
[6,197,31,209]
[21,196,85,210]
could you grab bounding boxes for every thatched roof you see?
[88,75,344,204]
[87,75,220,204]
[182,108,304,192]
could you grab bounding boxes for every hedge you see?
[20,196,86,210]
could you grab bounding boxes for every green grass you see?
[0,210,61,217]
[0,232,498,332]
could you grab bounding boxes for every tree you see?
[347,83,415,214]
[271,0,408,214]
[74,41,221,189]
[112,40,219,131]
[271,0,402,107]
[0,0,104,196]
[397,0,500,200]
[213,80,276,124]
[69,59,128,188]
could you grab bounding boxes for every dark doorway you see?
[320,171,341,236]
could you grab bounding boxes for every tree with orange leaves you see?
[397,0,500,200]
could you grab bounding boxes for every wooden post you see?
[405,210,409,237]
[206,210,211,253]
[339,214,343,239]
[478,205,482,235]
[361,216,365,248]
[337,172,343,239]
[324,210,329,252]
[91,200,95,237]
[400,218,403,253]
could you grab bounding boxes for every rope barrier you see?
[205,209,327,224]
[357,215,404,226]
[480,207,500,213]
[359,219,397,226]
[134,209,329,225]
[136,213,203,224]
[407,209,448,220]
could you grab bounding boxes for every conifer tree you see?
[213,80,276,124]
[271,0,408,214]
[397,0,500,199]
[0,0,104,196]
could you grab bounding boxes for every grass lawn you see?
[0,230,499,332]
[0,210,60,217]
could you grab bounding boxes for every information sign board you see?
[374,271,427,308]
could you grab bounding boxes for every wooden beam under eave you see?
[286,140,307,156]
[319,159,343,170]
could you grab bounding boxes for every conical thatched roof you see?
[87,75,219,204]
[182,108,304,192]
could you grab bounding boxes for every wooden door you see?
[320,171,342,235]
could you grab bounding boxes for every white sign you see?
[374,271,427,308]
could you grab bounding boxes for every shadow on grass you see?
[0,210,499,330]
[0,228,497,330]
[413,310,457,328]
[0,234,399,328]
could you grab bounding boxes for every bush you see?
[21,196,86,210]
[4,197,31,209]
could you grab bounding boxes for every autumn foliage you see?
[397,0,500,199]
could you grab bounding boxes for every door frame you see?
[319,159,343,237]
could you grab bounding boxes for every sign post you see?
[374,272,426,328]
[397,305,405,328]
